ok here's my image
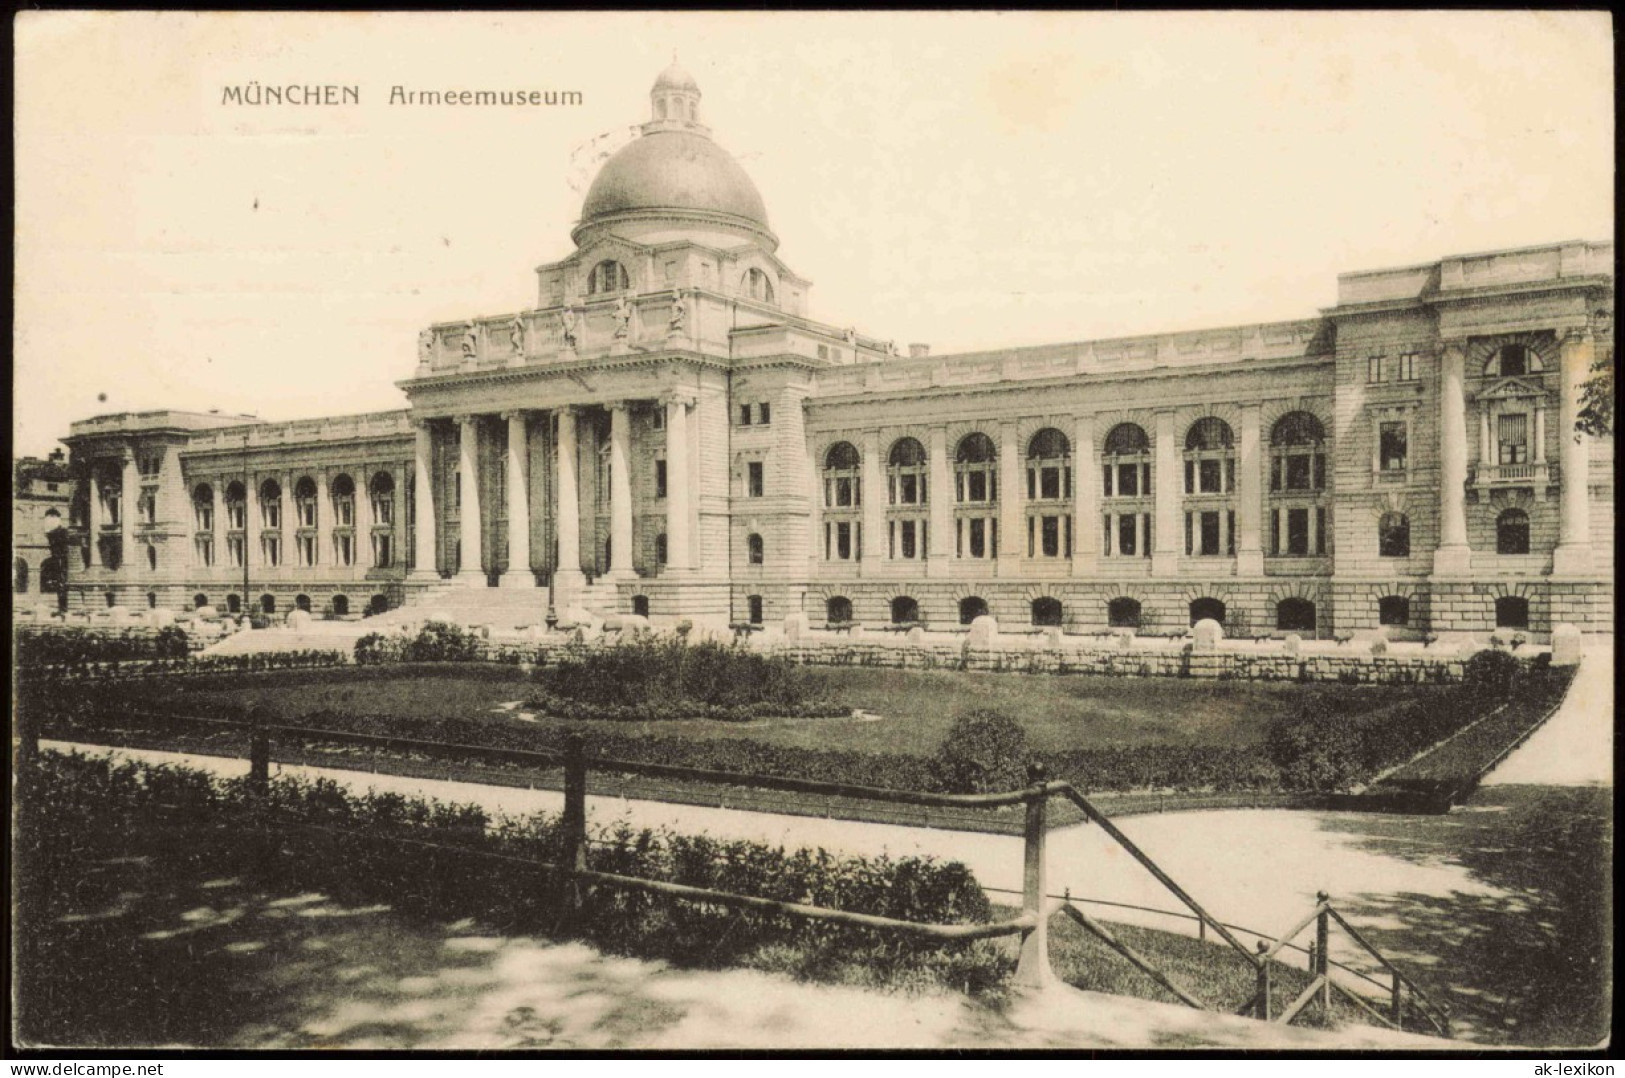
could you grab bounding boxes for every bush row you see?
[18,648,350,684]
[19,752,1001,992]
[17,625,192,665]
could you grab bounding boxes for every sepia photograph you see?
[10,9,1614,1057]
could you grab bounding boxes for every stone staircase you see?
[367,577,624,633]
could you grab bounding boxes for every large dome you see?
[579,128,770,233]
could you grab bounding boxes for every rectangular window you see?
[968,517,987,558]
[139,491,157,525]
[1380,422,1408,471]
[195,535,214,568]
[227,535,245,569]
[1200,511,1221,556]
[1367,355,1384,383]
[1198,458,1222,494]
[373,533,393,569]
[264,501,281,529]
[1227,510,1236,556]
[1315,507,1327,555]
[336,534,354,567]
[1285,455,1312,491]
[1395,353,1417,382]
[1498,413,1528,464]
[966,471,989,502]
[1287,508,1310,556]
[1040,515,1061,557]
[900,519,919,559]
[263,535,281,568]
[897,474,920,504]
[298,535,317,568]
[1185,511,1193,555]
[757,402,771,425]
[747,461,764,498]
[834,476,855,507]
[835,521,852,560]
[1270,509,1280,555]
[373,495,394,525]
[336,499,353,527]
[1118,514,1137,556]
[655,460,668,498]
[1117,463,1141,497]
[228,503,245,530]
[739,404,753,426]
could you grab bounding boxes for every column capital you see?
[500,409,531,423]
[1433,337,1469,358]
[452,413,479,428]
[608,400,632,414]
[1560,324,1594,346]
[661,390,696,410]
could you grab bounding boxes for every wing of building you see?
[51,64,1614,638]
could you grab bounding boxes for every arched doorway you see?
[1189,598,1226,626]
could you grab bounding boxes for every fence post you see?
[1012,763,1053,989]
[1316,891,1331,1018]
[558,733,589,927]
[1255,940,1272,1021]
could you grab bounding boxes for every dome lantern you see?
[651,58,701,125]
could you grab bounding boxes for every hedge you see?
[17,625,191,665]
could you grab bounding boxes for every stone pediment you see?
[1476,376,1547,402]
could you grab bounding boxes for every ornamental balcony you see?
[1470,461,1554,492]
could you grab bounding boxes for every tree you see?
[1577,351,1614,438]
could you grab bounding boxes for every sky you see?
[13,10,1614,458]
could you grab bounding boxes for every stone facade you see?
[54,65,1614,639]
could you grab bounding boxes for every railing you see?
[20,708,1452,1032]
[1471,461,1552,487]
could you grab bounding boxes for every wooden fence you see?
[19,708,1452,1032]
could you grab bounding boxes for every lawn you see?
[110,664,1437,759]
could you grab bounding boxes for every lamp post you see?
[241,430,251,621]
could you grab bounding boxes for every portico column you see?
[1553,328,1594,574]
[455,415,484,583]
[607,404,634,579]
[352,464,372,569]
[120,454,138,577]
[1236,403,1264,574]
[501,412,533,587]
[410,420,438,579]
[664,394,693,572]
[211,479,226,572]
[1152,412,1180,575]
[997,420,1022,574]
[554,407,584,591]
[1479,407,1493,471]
[314,471,329,567]
[926,425,953,576]
[1071,415,1097,575]
[87,469,104,567]
[1533,405,1547,464]
[244,474,260,570]
[860,428,884,574]
[1434,340,1471,575]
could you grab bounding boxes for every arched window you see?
[742,268,776,304]
[1107,597,1142,629]
[1378,596,1410,627]
[1102,424,1151,558]
[294,477,318,528]
[1496,509,1530,555]
[1277,598,1317,633]
[887,437,927,504]
[1485,343,1542,378]
[193,483,214,531]
[587,259,630,295]
[747,595,764,625]
[959,596,989,625]
[369,472,395,524]
[889,596,919,625]
[1189,598,1226,626]
[331,474,356,526]
[194,593,209,610]
[1270,412,1326,492]
[823,442,861,506]
[954,433,998,560]
[260,594,276,614]
[259,479,282,529]
[295,594,312,613]
[13,558,28,594]
[631,594,650,617]
[826,595,854,624]
[655,533,668,566]
[822,442,861,562]
[747,533,764,565]
[1026,429,1071,500]
[1378,513,1411,558]
[1495,595,1530,630]
[1031,597,1064,627]
[1184,417,1235,493]
[225,481,247,530]
[227,594,242,614]
[332,594,349,617]
[366,593,390,616]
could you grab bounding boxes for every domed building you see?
[56,64,1613,642]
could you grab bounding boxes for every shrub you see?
[354,632,408,666]
[929,709,1031,794]
[1464,649,1521,701]
[404,621,482,663]
[532,635,842,721]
